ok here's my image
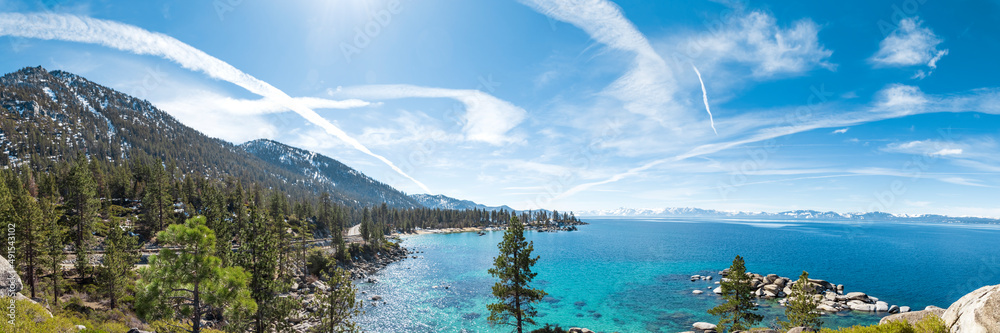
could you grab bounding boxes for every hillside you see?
[0,66,417,208]
[410,193,514,211]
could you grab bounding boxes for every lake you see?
[355,217,1000,332]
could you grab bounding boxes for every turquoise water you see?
[355,217,1000,332]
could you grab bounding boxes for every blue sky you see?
[1,0,998,216]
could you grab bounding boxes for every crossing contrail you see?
[692,64,718,135]
[0,12,431,193]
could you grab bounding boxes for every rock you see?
[899,306,911,313]
[845,292,867,301]
[879,307,945,325]
[926,305,943,311]
[783,286,793,295]
[817,303,839,312]
[691,275,702,281]
[836,284,844,294]
[568,328,595,333]
[787,327,816,333]
[692,290,704,294]
[127,329,153,333]
[824,291,837,301]
[0,255,23,294]
[763,284,780,293]
[370,295,383,301]
[75,325,86,330]
[888,304,900,313]
[713,287,722,294]
[765,274,778,283]
[875,301,889,312]
[774,278,787,287]
[763,290,778,298]
[692,322,717,331]
[849,302,875,312]
[941,284,1000,333]
[869,296,879,302]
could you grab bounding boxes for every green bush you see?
[307,248,334,276]
[819,315,947,333]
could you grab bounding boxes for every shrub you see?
[819,314,947,333]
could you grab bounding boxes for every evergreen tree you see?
[135,216,257,333]
[66,154,99,281]
[487,216,547,333]
[101,220,140,310]
[7,171,44,298]
[237,204,294,332]
[781,271,823,330]
[38,197,66,306]
[141,164,171,236]
[709,255,762,332]
[311,267,362,333]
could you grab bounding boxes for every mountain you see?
[0,66,420,208]
[410,193,514,212]
[577,207,1000,224]
[240,139,420,208]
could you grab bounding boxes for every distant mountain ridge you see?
[577,207,1000,224]
[409,193,514,212]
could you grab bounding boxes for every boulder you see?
[568,328,594,333]
[888,305,900,313]
[127,329,154,333]
[817,303,839,312]
[845,292,867,301]
[783,286,793,295]
[765,274,779,283]
[941,284,1000,333]
[787,327,816,333]
[875,301,889,312]
[692,322,717,331]
[849,302,875,312]
[0,254,23,294]
[691,275,702,281]
[693,290,704,294]
[879,307,945,325]
[899,306,911,313]
[824,291,837,301]
[713,287,722,294]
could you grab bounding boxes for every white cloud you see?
[877,84,928,108]
[517,0,680,122]
[679,10,834,77]
[330,84,526,146]
[931,148,963,156]
[832,128,849,134]
[871,18,948,72]
[0,12,430,192]
[692,64,717,135]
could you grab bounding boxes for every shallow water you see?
[355,217,1000,332]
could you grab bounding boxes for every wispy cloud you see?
[678,10,834,77]
[832,128,849,134]
[871,17,948,77]
[516,0,679,122]
[330,84,526,146]
[0,12,431,192]
[691,64,717,135]
[555,85,1000,200]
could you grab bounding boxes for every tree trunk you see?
[193,280,201,333]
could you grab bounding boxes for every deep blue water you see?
[355,217,1000,332]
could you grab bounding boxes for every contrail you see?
[0,12,430,193]
[691,64,717,135]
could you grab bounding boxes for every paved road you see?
[347,223,361,237]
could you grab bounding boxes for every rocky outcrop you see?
[703,269,908,314]
[941,284,1000,333]
[879,307,945,325]
[1,254,22,296]
[692,322,717,331]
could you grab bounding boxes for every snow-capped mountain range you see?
[576,207,1000,223]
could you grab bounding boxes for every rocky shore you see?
[691,269,913,314]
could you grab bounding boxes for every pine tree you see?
[236,204,293,332]
[141,164,171,236]
[102,220,140,310]
[39,197,66,306]
[487,216,547,333]
[311,267,362,333]
[709,255,762,332]
[66,155,99,281]
[135,216,256,333]
[7,171,44,298]
[781,271,823,330]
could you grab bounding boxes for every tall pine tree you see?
[102,220,140,310]
[709,255,762,332]
[487,216,546,333]
[66,154,99,281]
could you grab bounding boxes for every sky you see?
[0,0,998,217]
